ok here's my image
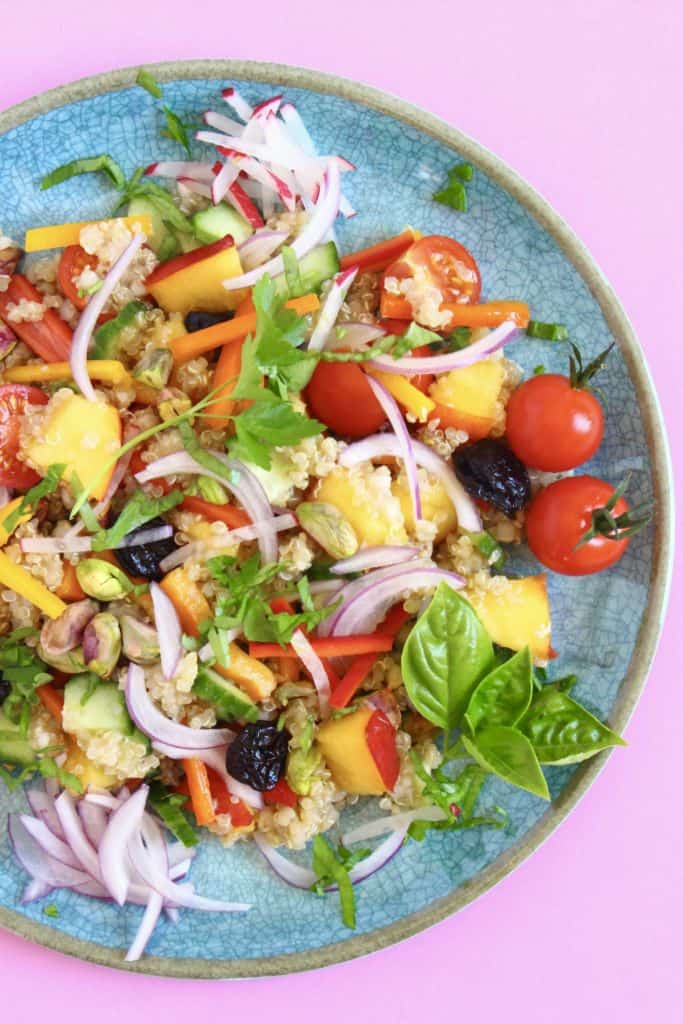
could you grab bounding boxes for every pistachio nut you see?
[119,613,160,665]
[37,643,87,674]
[82,612,122,679]
[76,558,133,601]
[39,599,98,657]
[133,347,173,390]
[158,388,192,422]
[296,502,359,559]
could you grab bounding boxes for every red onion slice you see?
[254,834,317,888]
[54,791,102,882]
[145,161,215,182]
[219,161,341,291]
[26,788,65,840]
[126,664,234,750]
[8,815,93,889]
[326,322,386,352]
[307,267,358,351]
[340,434,482,533]
[22,878,54,903]
[330,545,420,575]
[238,229,288,270]
[0,485,11,506]
[78,800,108,847]
[21,524,173,555]
[19,815,82,869]
[125,890,163,963]
[221,86,253,122]
[342,805,447,844]
[151,740,263,811]
[99,785,149,905]
[331,566,464,638]
[366,376,421,522]
[290,629,331,715]
[368,320,518,376]
[159,513,295,573]
[316,560,433,637]
[70,230,146,401]
[150,582,182,680]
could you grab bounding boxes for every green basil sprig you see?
[462,726,549,800]
[519,685,626,765]
[465,647,533,733]
[401,583,494,729]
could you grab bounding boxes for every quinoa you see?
[29,704,65,753]
[173,357,211,402]
[342,270,380,323]
[79,220,158,312]
[278,532,315,580]
[76,730,159,782]
[378,733,442,812]
[144,652,206,722]
[4,298,47,324]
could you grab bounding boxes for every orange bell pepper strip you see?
[36,683,65,721]
[182,758,216,826]
[248,633,394,660]
[340,229,417,274]
[160,567,211,637]
[179,495,250,529]
[204,766,255,824]
[440,300,530,329]
[55,560,86,602]
[170,293,320,363]
[0,275,72,362]
[329,652,378,710]
[202,337,245,431]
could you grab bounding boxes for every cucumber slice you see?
[275,241,340,297]
[192,666,259,723]
[128,196,167,253]
[0,709,34,766]
[191,203,253,246]
[91,300,149,360]
[63,675,134,736]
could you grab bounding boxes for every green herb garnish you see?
[136,69,163,98]
[91,488,184,551]
[310,836,371,928]
[1,463,66,535]
[526,320,569,342]
[41,155,127,192]
[433,163,474,212]
[161,106,192,156]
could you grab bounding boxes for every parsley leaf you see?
[1,464,66,534]
[43,903,60,918]
[230,399,324,470]
[433,163,474,212]
[407,751,507,841]
[91,488,184,551]
[311,836,371,928]
[0,630,53,731]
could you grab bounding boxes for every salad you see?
[0,74,651,961]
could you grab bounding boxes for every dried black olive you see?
[113,516,177,582]
[0,676,9,707]
[225,722,291,791]
[453,439,531,517]
[184,310,233,334]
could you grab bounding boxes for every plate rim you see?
[0,58,674,979]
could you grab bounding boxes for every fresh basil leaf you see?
[401,583,494,729]
[41,155,127,191]
[91,488,183,551]
[519,685,626,765]
[465,647,533,733]
[462,726,549,800]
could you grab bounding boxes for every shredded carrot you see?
[170,293,320,363]
[248,634,393,659]
[36,683,64,721]
[182,758,216,826]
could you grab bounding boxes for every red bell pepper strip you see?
[340,230,416,274]
[366,709,400,790]
[179,495,250,529]
[263,778,298,808]
[328,652,378,710]
[0,275,72,362]
[182,758,216,826]
[248,634,393,660]
[379,602,412,637]
[205,767,255,825]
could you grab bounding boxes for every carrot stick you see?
[248,634,394,659]
[55,560,86,602]
[170,293,320,363]
[182,757,216,826]
[202,337,244,431]
[36,683,64,721]
[440,300,530,329]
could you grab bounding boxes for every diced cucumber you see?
[91,300,150,360]
[128,196,198,258]
[275,241,340,297]
[63,675,134,736]
[191,204,253,247]
[192,666,259,723]
[0,710,34,766]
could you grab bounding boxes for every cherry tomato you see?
[57,245,98,310]
[526,475,632,575]
[506,373,604,471]
[0,384,49,489]
[304,361,386,438]
[381,235,482,324]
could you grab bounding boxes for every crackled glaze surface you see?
[0,66,671,977]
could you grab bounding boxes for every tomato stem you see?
[576,473,653,548]
[568,341,614,391]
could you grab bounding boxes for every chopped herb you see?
[117,174,195,235]
[136,69,163,98]
[91,488,184,551]
[177,419,242,486]
[41,155,127,192]
[207,626,232,669]
[468,530,506,569]
[77,279,103,299]
[230,397,324,470]
[444,326,472,351]
[526,320,569,342]
[78,673,100,707]
[533,364,546,375]
[161,106,192,156]
[0,629,53,731]
[1,463,66,534]
[407,753,506,841]
[433,163,474,213]
[310,836,371,928]
[43,903,59,918]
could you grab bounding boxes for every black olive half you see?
[225,722,291,791]
[113,516,177,582]
[453,438,531,518]
[184,310,233,334]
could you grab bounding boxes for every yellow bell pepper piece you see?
[367,369,436,422]
[3,360,133,388]
[0,498,31,547]
[0,551,66,619]
[147,245,245,314]
[24,215,153,252]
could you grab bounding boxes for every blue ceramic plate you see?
[0,61,673,977]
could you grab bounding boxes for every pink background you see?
[2,0,681,1019]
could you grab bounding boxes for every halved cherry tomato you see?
[0,384,48,488]
[526,476,634,576]
[57,245,97,310]
[506,373,604,472]
[304,360,387,438]
[263,778,298,808]
[381,235,481,327]
[0,275,72,362]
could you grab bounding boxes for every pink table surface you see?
[2,0,681,1019]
